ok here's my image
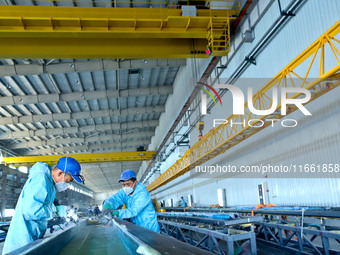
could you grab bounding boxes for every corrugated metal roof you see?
[0,0,186,192]
[0,0,188,193]
[0,58,184,192]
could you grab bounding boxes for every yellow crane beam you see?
[1,151,155,167]
[0,3,239,58]
[147,20,340,192]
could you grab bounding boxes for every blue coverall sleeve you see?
[104,189,126,210]
[21,174,52,221]
[118,190,149,219]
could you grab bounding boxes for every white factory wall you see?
[95,192,115,205]
[220,0,340,79]
[152,0,340,207]
[137,58,211,180]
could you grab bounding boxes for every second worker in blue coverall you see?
[103,170,160,233]
[180,196,186,208]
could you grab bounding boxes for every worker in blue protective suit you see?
[2,157,84,255]
[94,205,100,216]
[103,170,160,233]
[180,196,186,208]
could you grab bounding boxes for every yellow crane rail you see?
[0,1,240,58]
[1,151,155,167]
[147,20,340,192]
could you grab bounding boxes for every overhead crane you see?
[0,0,240,58]
[1,151,155,167]
[147,20,340,192]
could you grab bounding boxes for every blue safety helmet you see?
[56,156,84,184]
[118,169,137,182]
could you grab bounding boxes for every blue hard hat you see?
[56,156,84,184]
[118,169,137,182]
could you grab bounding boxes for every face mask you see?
[55,182,70,192]
[123,182,136,196]
[53,172,70,192]
[123,187,134,196]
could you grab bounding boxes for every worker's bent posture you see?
[2,157,84,255]
[103,170,160,233]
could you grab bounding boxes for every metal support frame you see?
[277,0,295,16]
[23,139,151,156]
[0,87,172,107]
[256,222,340,255]
[0,106,165,126]
[1,151,156,167]
[7,131,155,150]
[244,56,256,65]
[158,220,257,255]
[208,17,230,55]
[161,207,340,254]
[0,59,186,77]
[0,120,158,140]
[162,207,340,219]
[158,214,263,227]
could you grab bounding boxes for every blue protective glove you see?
[103,204,111,210]
[56,205,65,217]
[102,203,113,220]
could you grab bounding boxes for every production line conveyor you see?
[6,218,214,255]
